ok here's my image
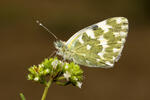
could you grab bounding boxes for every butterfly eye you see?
[57,42,61,47]
[57,42,62,48]
[54,41,64,49]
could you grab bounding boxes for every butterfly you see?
[54,17,128,68]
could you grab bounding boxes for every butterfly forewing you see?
[66,17,128,68]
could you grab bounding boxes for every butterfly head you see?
[54,40,66,49]
[54,40,68,57]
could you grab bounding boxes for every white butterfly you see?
[38,17,128,68]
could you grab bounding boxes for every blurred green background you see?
[0,0,150,100]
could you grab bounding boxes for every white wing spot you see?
[86,60,90,64]
[117,41,122,44]
[96,59,100,62]
[112,56,116,60]
[113,32,120,37]
[82,54,86,56]
[97,21,112,33]
[117,37,126,44]
[120,31,127,36]
[102,45,109,52]
[116,18,122,24]
[98,35,108,45]
[121,25,128,29]
[98,52,104,59]
[86,29,95,39]
[78,35,84,44]
[86,45,91,50]
[113,48,120,53]
[121,38,126,43]
[105,61,113,67]
[98,35,109,53]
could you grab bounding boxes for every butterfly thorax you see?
[54,40,72,60]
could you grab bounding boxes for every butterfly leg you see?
[48,50,56,58]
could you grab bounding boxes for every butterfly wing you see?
[66,17,128,68]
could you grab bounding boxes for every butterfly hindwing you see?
[66,17,128,68]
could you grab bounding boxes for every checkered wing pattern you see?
[66,17,128,68]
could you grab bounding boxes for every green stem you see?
[55,81,70,86]
[20,93,26,100]
[41,77,53,100]
[56,76,65,80]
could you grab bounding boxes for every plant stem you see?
[20,93,26,100]
[41,77,53,100]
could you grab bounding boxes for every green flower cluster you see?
[63,63,83,88]
[27,57,83,88]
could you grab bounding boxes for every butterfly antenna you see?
[36,20,58,40]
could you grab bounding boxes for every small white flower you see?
[41,64,44,67]
[65,64,69,69]
[63,71,71,81]
[39,64,44,68]
[28,75,32,80]
[74,77,78,81]
[34,77,39,81]
[76,82,82,88]
[45,69,50,73]
[51,60,58,69]
[59,60,62,63]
